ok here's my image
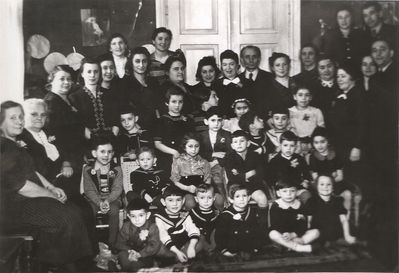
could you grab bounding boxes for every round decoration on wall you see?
[43,52,68,73]
[66,52,85,71]
[27,34,50,59]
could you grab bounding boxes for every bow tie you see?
[223,77,240,86]
[321,81,333,88]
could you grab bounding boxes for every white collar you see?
[245,69,259,80]
[380,61,392,73]
[223,77,240,86]
[276,198,301,209]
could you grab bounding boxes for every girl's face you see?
[24,104,47,132]
[132,54,149,75]
[138,151,156,170]
[200,65,216,84]
[293,89,312,109]
[234,102,249,118]
[229,189,250,211]
[337,10,352,30]
[153,32,171,52]
[313,135,328,154]
[185,139,200,157]
[110,37,127,57]
[277,187,297,203]
[166,94,184,116]
[317,176,333,197]
[272,57,289,78]
[0,106,24,139]
[168,61,185,83]
[100,60,115,83]
[301,47,316,67]
[81,63,100,86]
[337,68,354,92]
[361,56,377,77]
[51,71,72,95]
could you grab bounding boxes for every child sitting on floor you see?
[115,198,162,272]
[269,179,320,253]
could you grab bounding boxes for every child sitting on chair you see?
[269,178,319,253]
[83,136,123,248]
[115,198,162,272]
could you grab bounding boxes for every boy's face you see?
[185,139,200,157]
[204,114,223,132]
[280,140,296,158]
[231,136,249,153]
[362,6,382,29]
[229,189,250,211]
[313,136,328,154]
[138,151,156,170]
[128,209,150,228]
[221,58,239,79]
[82,63,100,85]
[277,187,297,203]
[293,89,312,108]
[317,176,333,197]
[272,114,289,130]
[166,95,184,116]
[234,102,249,118]
[251,116,264,130]
[207,90,219,107]
[92,144,114,166]
[195,190,215,210]
[120,113,138,131]
[162,195,185,214]
[100,60,115,83]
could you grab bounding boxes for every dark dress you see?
[309,79,339,119]
[293,68,318,88]
[0,137,93,264]
[269,199,307,236]
[159,80,195,115]
[265,77,296,117]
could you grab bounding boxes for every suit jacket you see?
[364,23,398,49]
[199,129,232,166]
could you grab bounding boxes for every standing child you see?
[223,98,251,133]
[305,175,356,245]
[190,87,219,133]
[199,106,232,207]
[83,137,123,248]
[154,185,202,263]
[269,179,319,253]
[268,131,312,203]
[170,133,224,210]
[225,130,268,209]
[215,184,264,257]
[265,107,290,161]
[189,184,220,253]
[127,147,170,207]
[154,87,193,175]
[289,86,324,155]
[309,127,354,213]
[115,199,162,272]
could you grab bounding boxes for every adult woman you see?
[108,33,131,80]
[266,52,296,112]
[43,65,85,169]
[0,101,93,271]
[193,56,221,90]
[293,44,319,86]
[159,55,194,114]
[359,55,377,92]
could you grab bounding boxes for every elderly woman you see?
[293,44,319,86]
[0,101,93,271]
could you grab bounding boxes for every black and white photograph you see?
[0,0,398,272]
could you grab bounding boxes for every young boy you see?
[116,106,152,159]
[190,87,219,133]
[224,130,268,209]
[127,147,170,207]
[265,107,290,161]
[189,184,220,253]
[268,131,312,203]
[154,87,193,175]
[214,50,250,117]
[154,185,202,263]
[215,184,264,257]
[83,136,123,248]
[289,86,324,155]
[238,111,267,157]
[199,106,231,206]
[115,198,162,272]
[269,179,319,253]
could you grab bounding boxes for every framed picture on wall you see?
[80,9,110,47]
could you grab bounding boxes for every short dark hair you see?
[180,132,200,153]
[164,86,184,103]
[275,177,297,190]
[238,111,257,132]
[220,50,239,64]
[293,85,312,95]
[204,106,223,119]
[126,198,149,212]
[196,183,215,195]
[337,62,359,81]
[299,44,319,63]
[311,126,330,142]
[163,185,184,198]
[79,57,100,85]
[96,54,114,65]
[195,56,221,81]
[91,136,113,151]
[270,106,289,117]
[164,55,186,72]
[108,33,130,56]
[119,105,139,117]
[315,174,334,187]
[136,146,156,158]
[192,87,212,104]
[269,52,291,70]
[228,184,249,199]
[280,131,298,143]
[336,5,353,17]
[362,1,382,12]
[231,130,249,141]
[152,27,173,41]
[240,45,261,59]
[131,46,150,60]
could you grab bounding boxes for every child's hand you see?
[128,250,140,261]
[223,251,237,257]
[175,250,188,263]
[282,232,291,241]
[186,185,197,194]
[61,164,73,178]
[212,152,226,159]
[349,148,361,162]
[112,126,119,136]
[301,180,310,189]
[84,127,91,139]
[50,187,67,203]
[186,244,196,259]
[345,235,356,244]
[127,152,137,160]
[144,193,153,203]
[172,150,180,159]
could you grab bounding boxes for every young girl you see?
[170,133,224,210]
[222,98,251,133]
[309,127,354,213]
[305,175,356,245]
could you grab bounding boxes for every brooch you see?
[17,140,27,148]
[90,169,97,175]
[231,169,238,175]
[337,93,347,100]
[290,158,299,168]
[220,138,225,143]
[233,213,242,220]
[47,135,56,143]
[139,229,149,241]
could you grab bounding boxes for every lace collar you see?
[276,198,301,209]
